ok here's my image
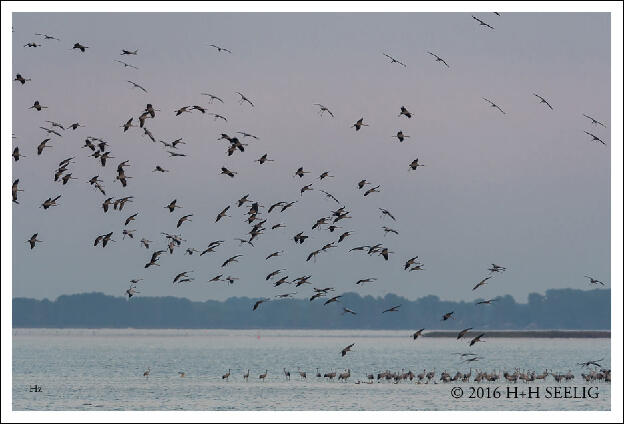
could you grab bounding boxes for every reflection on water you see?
[13,329,610,410]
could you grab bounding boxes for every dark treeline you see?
[13,288,610,330]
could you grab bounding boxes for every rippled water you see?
[12,329,610,410]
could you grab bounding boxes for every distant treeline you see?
[12,288,610,330]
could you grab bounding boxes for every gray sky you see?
[11,12,611,303]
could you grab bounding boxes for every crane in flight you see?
[533,93,553,110]
[472,15,494,29]
[382,53,407,67]
[584,276,605,286]
[427,51,450,68]
[115,60,138,69]
[236,92,254,107]
[583,131,606,146]
[314,104,334,117]
[482,98,505,114]
[128,80,147,93]
[210,44,232,53]
[582,114,607,128]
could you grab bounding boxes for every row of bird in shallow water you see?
[140,365,611,384]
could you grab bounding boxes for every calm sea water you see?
[12,329,610,411]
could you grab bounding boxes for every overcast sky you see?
[10,12,611,303]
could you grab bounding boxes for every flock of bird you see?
[13,14,609,378]
[139,360,612,385]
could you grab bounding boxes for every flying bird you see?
[14,73,31,85]
[26,233,42,249]
[427,51,450,68]
[115,60,139,69]
[382,53,407,67]
[210,44,232,53]
[382,305,401,314]
[469,333,486,347]
[29,100,48,111]
[412,328,425,340]
[584,276,605,286]
[582,114,607,128]
[314,103,334,117]
[236,92,254,107]
[583,131,606,145]
[128,80,147,93]
[533,93,553,110]
[482,98,505,114]
[352,118,368,131]
[253,298,270,311]
[472,276,492,291]
[72,42,89,52]
[472,15,494,29]
[457,328,473,339]
[341,343,355,357]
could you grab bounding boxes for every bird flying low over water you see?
[469,333,486,347]
[128,80,147,93]
[210,44,232,53]
[341,343,355,357]
[457,328,473,339]
[412,328,425,340]
[442,311,455,321]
